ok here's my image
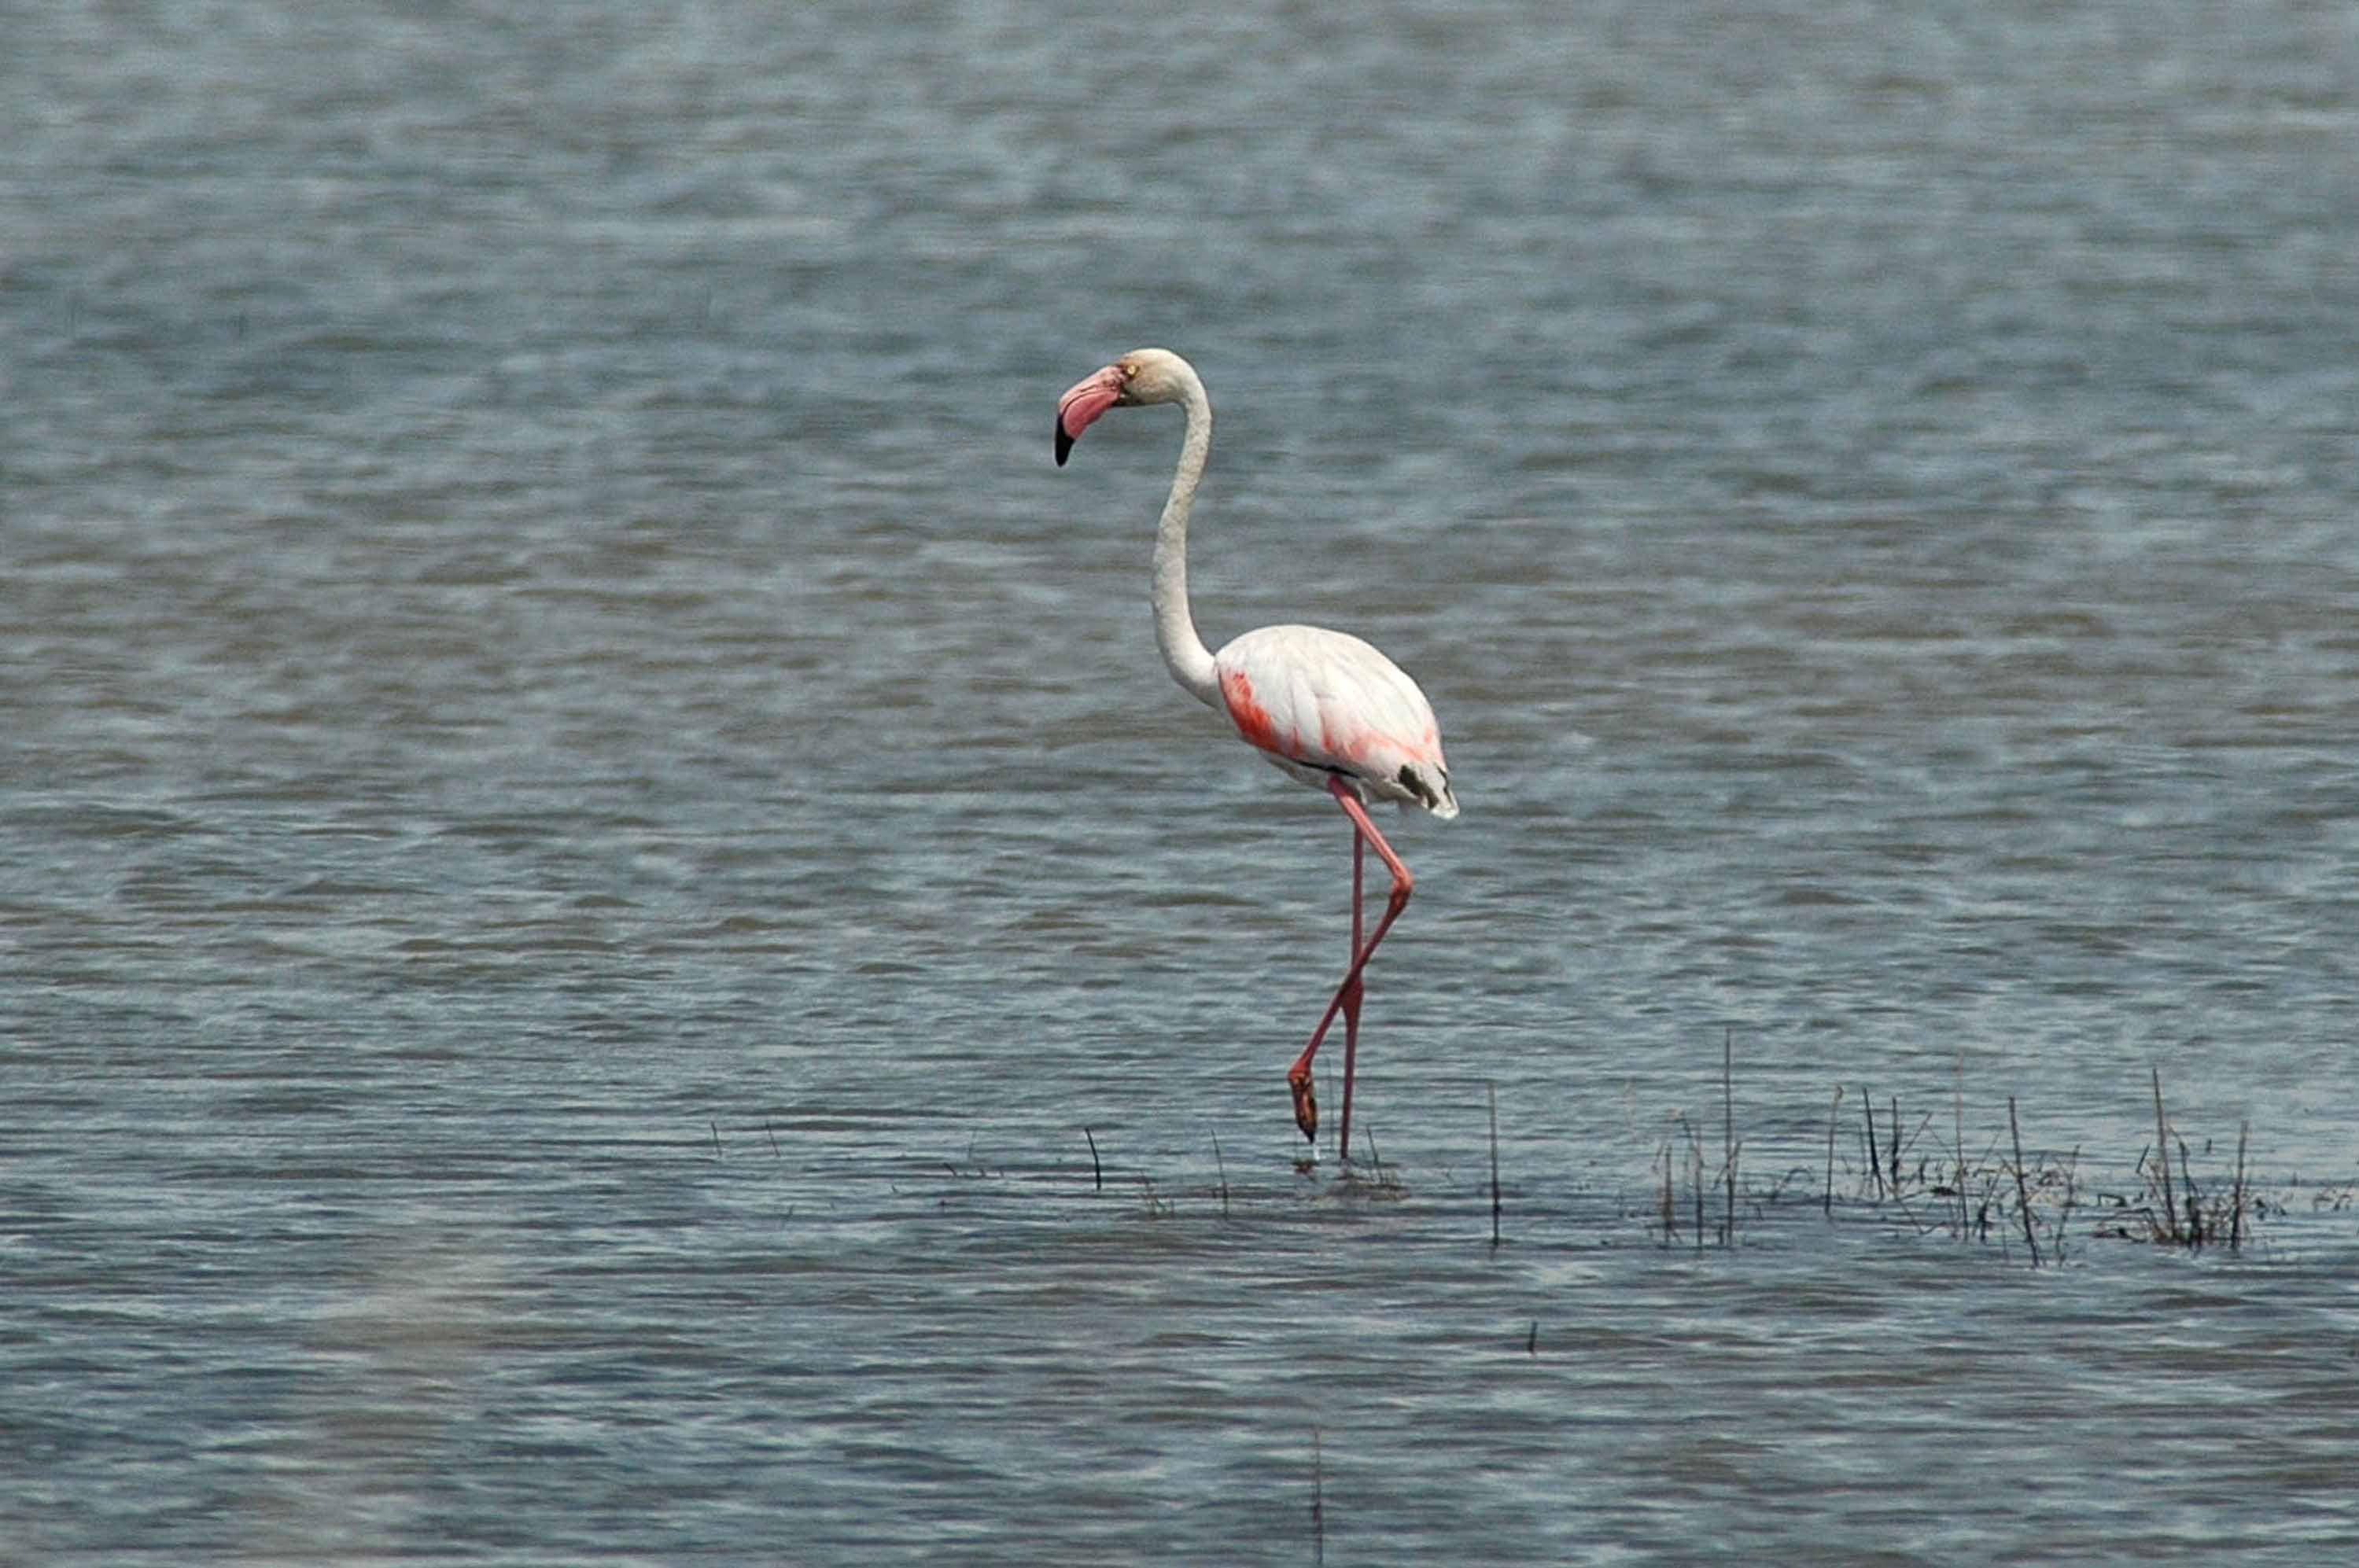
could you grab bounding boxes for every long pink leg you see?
[1287,776,1414,1146]
[1349,839,1368,1155]
[1339,831,1364,1160]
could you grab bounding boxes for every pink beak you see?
[1054,364,1125,466]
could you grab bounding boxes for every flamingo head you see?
[1054,348,1192,466]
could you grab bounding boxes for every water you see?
[6,0,2357,1561]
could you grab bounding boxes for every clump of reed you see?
[1817,1061,2272,1264]
[2087,1067,2254,1250]
[798,1051,2294,1264]
[1653,1029,1746,1250]
[1810,1071,2084,1264]
[1639,1045,2277,1265]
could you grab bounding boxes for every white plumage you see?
[1212,624,1457,817]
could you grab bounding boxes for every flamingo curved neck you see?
[1152,372,1222,710]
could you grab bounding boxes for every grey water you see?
[6,1,2357,1561]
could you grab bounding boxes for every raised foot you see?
[1288,1069,1318,1143]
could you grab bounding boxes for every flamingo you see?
[1054,348,1458,1156]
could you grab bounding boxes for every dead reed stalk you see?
[1954,1055,1967,1242]
[2231,1121,2249,1252]
[1688,1117,1705,1252]
[1860,1089,1882,1200]
[2150,1066,2177,1243]
[1659,1137,1676,1246]
[2008,1096,2041,1268]
[1824,1086,1844,1218]
[1310,1426,1325,1564]
[1487,1082,1502,1249]
[2177,1136,2204,1245]
[1722,1029,1738,1247]
[1888,1094,1901,1192]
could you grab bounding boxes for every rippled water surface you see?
[6,2,2358,1562]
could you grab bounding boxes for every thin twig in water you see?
[1955,1053,1967,1242]
[2151,1066,2178,1243]
[2178,1136,2204,1247]
[1310,1426,1325,1566]
[1487,1083,1502,1249]
[2231,1121,2249,1253]
[1689,1117,1705,1253]
[1660,1138,1675,1246]
[1211,1128,1230,1218]
[1723,1029,1737,1247]
[710,1121,723,1158]
[2052,1143,2080,1264]
[1887,1095,1900,1192]
[1861,1089,1882,1200]
[1085,1127,1102,1192]
[2008,1096,2041,1268]
[1824,1086,1844,1219]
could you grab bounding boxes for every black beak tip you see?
[1054,425,1074,467]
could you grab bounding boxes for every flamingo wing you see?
[1212,624,1458,818]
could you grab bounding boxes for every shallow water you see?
[5,1,2357,1562]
